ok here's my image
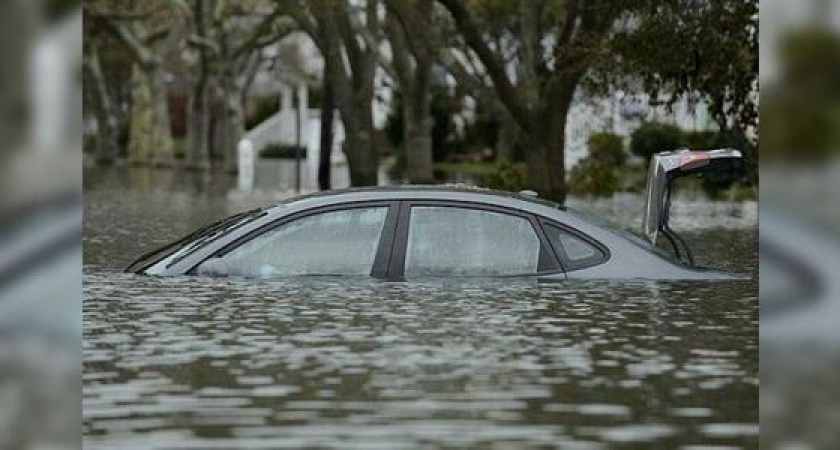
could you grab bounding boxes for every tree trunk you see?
[208,92,224,162]
[496,113,518,162]
[381,1,435,184]
[342,125,378,186]
[127,63,174,167]
[525,90,573,203]
[318,65,334,190]
[213,72,245,173]
[308,0,379,187]
[185,78,211,169]
[403,97,434,183]
[222,96,245,173]
[325,56,379,186]
[185,0,211,170]
[524,138,566,203]
[84,45,120,165]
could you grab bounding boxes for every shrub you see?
[259,143,307,159]
[565,132,625,196]
[487,161,528,192]
[700,129,755,197]
[682,130,718,149]
[172,137,186,159]
[630,122,683,159]
[587,132,625,167]
[568,161,619,197]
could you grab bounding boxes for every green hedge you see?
[487,161,528,192]
[630,122,683,159]
[587,132,625,167]
[568,162,619,197]
[260,143,307,159]
[682,130,718,149]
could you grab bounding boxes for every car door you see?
[190,202,399,278]
[388,201,564,279]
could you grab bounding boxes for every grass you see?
[434,161,518,176]
[173,137,186,159]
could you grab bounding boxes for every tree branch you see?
[384,0,432,62]
[437,0,533,132]
[334,2,366,82]
[383,11,413,87]
[141,24,173,46]
[282,0,322,49]
[97,17,156,67]
[232,5,287,58]
[187,35,221,55]
[556,0,582,54]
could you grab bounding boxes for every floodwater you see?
[84,168,758,449]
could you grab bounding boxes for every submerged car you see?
[127,149,745,280]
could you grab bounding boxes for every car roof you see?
[263,185,566,211]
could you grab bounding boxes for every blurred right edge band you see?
[761,0,840,447]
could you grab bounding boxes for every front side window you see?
[543,223,607,270]
[197,207,389,278]
[404,206,541,277]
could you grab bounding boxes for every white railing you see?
[237,108,349,191]
[241,109,299,155]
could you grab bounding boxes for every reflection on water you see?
[84,168,758,448]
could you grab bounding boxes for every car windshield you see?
[129,208,265,274]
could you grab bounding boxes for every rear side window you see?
[405,206,541,277]
[543,223,608,270]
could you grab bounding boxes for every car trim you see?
[372,202,401,278]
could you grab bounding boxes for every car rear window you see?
[543,223,608,270]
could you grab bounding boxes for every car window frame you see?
[388,200,564,279]
[187,201,400,278]
[538,220,611,271]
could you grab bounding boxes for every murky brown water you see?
[83,168,758,449]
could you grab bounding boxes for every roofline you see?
[266,185,565,210]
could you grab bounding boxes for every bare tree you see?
[86,0,190,167]
[183,0,214,169]
[380,0,436,183]
[83,39,121,164]
[287,0,380,186]
[438,0,621,201]
[318,57,335,190]
[185,0,293,171]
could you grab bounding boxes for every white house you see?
[564,90,718,168]
[238,32,352,191]
[239,32,396,191]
